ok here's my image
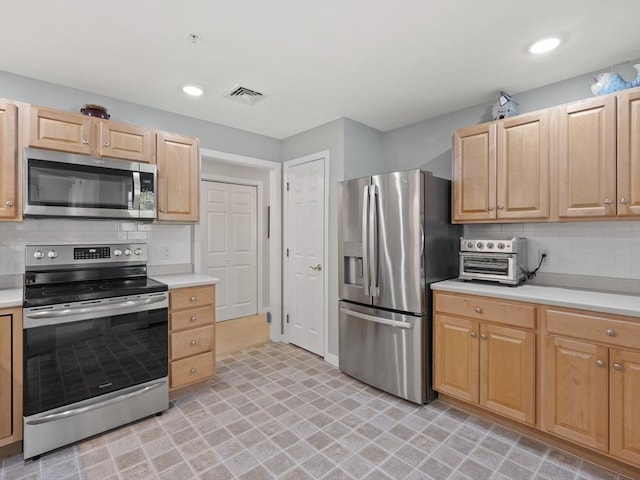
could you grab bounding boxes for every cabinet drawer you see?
[170,352,214,389]
[170,325,214,361]
[435,292,536,329]
[170,285,214,310]
[170,306,214,331]
[544,307,640,349]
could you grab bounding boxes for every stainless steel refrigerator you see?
[338,169,461,404]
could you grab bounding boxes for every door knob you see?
[309,264,322,271]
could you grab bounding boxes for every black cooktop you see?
[24,273,167,308]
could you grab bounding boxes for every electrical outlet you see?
[161,246,171,260]
[537,249,551,267]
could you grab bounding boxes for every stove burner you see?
[41,286,94,296]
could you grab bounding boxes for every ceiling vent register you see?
[223,84,266,105]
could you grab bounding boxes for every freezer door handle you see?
[340,307,413,329]
[369,184,380,296]
[362,185,370,295]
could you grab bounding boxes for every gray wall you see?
[343,118,383,180]
[0,71,281,162]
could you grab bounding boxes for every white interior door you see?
[284,155,327,356]
[201,181,257,321]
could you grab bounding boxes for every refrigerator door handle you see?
[340,307,413,329]
[369,184,379,296]
[362,185,370,295]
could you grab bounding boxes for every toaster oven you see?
[459,237,527,285]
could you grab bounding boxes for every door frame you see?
[199,177,262,320]
[283,150,330,359]
[195,148,283,342]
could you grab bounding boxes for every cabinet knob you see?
[596,360,605,367]
[470,332,477,338]
[487,206,494,211]
[190,316,197,322]
[613,363,622,371]
[191,340,197,345]
[496,205,504,210]
[190,368,197,373]
[480,334,487,340]
[5,200,13,207]
[475,307,482,313]
[606,329,616,337]
[620,197,629,205]
[191,296,196,301]
[159,208,164,213]
[82,139,89,144]
[604,198,612,205]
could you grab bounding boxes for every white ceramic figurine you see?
[591,63,640,95]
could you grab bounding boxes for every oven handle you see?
[132,171,141,212]
[25,380,166,426]
[25,295,167,319]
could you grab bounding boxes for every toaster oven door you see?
[459,252,517,283]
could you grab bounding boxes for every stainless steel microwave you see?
[23,148,156,220]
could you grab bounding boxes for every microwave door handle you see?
[132,171,141,213]
[362,185,370,296]
[369,184,379,297]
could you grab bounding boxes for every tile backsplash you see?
[0,218,193,277]
[464,221,640,281]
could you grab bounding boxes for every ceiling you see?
[1,1,639,140]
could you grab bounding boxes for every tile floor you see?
[0,342,634,480]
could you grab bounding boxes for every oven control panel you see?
[26,244,148,268]
[460,237,525,253]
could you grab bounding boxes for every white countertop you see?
[431,279,640,318]
[0,288,23,309]
[151,273,220,289]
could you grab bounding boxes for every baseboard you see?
[324,352,339,367]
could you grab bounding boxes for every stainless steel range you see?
[22,244,169,459]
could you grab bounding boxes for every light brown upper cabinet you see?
[0,99,19,221]
[156,131,199,222]
[453,111,549,223]
[557,96,617,218]
[617,88,640,216]
[27,105,153,163]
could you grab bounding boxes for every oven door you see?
[459,252,517,284]
[23,292,168,417]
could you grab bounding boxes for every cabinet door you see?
[434,315,479,403]
[557,96,616,218]
[542,336,608,452]
[452,123,496,222]
[479,323,535,425]
[0,314,11,439]
[610,349,640,464]
[98,121,153,163]
[28,106,92,154]
[617,88,640,217]
[0,100,18,220]
[156,132,199,222]
[496,111,550,220]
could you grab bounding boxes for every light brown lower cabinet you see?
[433,292,536,425]
[169,285,216,391]
[0,308,23,449]
[542,306,640,466]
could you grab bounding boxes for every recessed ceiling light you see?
[182,85,204,96]
[528,37,561,55]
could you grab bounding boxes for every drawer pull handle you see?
[475,307,482,313]
[191,297,197,301]
[613,363,622,371]
[596,360,605,367]
[191,340,197,345]
[190,316,197,322]
[470,332,477,338]
[480,334,487,340]
[191,368,197,373]
[606,329,616,337]
[82,139,89,145]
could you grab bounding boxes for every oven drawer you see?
[544,307,640,349]
[170,352,215,389]
[170,306,214,331]
[170,325,214,361]
[170,285,214,310]
[435,292,536,329]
